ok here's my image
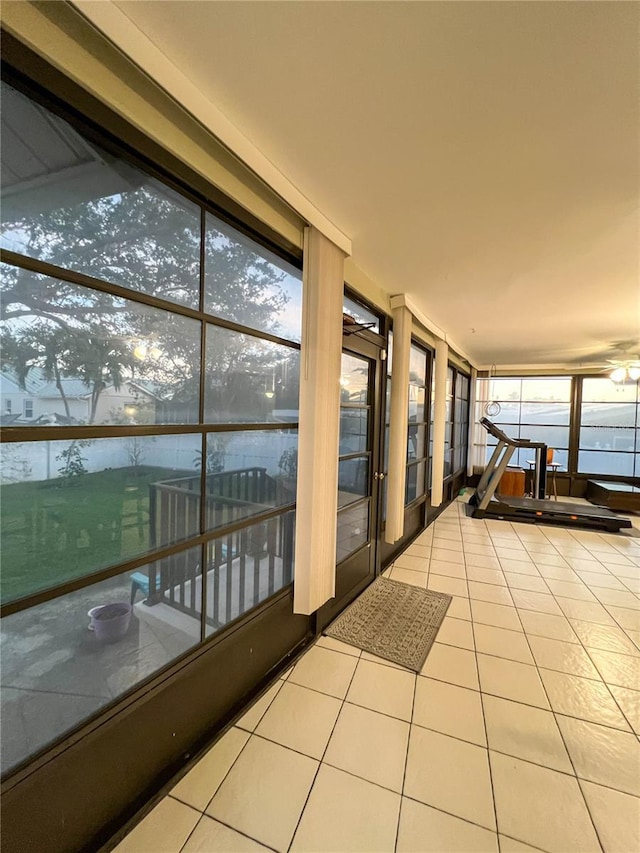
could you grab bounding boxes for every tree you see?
[56,440,90,484]
[1,268,138,423]
[1,155,295,426]
[203,220,291,338]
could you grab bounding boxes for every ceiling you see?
[96,2,638,368]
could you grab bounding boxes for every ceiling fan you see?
[602,356,640,383]
[571,340,640,383]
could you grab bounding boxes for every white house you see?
[0,366,159,424]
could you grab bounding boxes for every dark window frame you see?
[0,65,303,632]
[483,375,572,468]
[447,364,471,479]
[405,338,432,507]
[576,375,639,478]
[479,373,639,482]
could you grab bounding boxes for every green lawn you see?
[1,466,190,604]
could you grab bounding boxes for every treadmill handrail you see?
[480,417,546,448]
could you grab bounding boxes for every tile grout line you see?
[514,582,607,853]
[462,513,501,849]
[170,802,210,853]
[567,627,640,738]
[285,644,362,853]
[125,501,640,852]
[191,652,321,848]
[392,665,418,852]
[119,680,286,850]
[198,718,261,818]
[175,809,279,853]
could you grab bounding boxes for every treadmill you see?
[469,418,632,533]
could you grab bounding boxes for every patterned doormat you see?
[324,577,452,672]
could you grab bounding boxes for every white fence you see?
[1,432,298,484]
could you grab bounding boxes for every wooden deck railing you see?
[145,467,294,627]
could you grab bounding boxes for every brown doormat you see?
[324,577,451,672]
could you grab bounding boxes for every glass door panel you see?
[337,352,372,561]
[318,341,384,629]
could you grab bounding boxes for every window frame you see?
[405,338,432,507]
[483,375,572,469]
[0,69,303,626]
[477,373,639,483]
[576,375,639,478]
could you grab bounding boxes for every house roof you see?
[1,366,164,400]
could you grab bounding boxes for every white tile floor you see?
[114,498,640,853]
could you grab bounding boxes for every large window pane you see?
[338,457,369,507]
[204,325,299,422]
[406,342,430,503]
[340,408,369,454]
[340,353,369,402]
[519,447,569,469]
[578,377,638,474]
[520,378,571,402]
[0,78,308,776]
[1,83,200,308]
[443,443,452,478]
[580,426,635,452]
[0,266,201,425]
[582,379,638,403]
[488,379,572,456]
[409,345,427,385]
[406,461,426,504]
[578,451,635,477]
[205,213,302,342]
[0,435,201,604]
[457,375,470,400]
[203,430,298,531]
[517,425,570,448]
[580,404,637,428]
[491,404,522,424]
[336,501,369,563]
[205,511,294,633]
[519,403,571,425]
[0,552,201,774]
[490,379,522,401]
[408,384,426,421]
[408,424,426,461]
[444,397,453,423]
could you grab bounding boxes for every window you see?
[1,81,201,308]
[0,80,302,773]
[485,377,572,468]
[578,378,639,477]
[205,212,302,342]
[0,265,202,426]
[451,369,470,475]
[444,366,454,478]
[406,342,429,504]
[381,330,393,520]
